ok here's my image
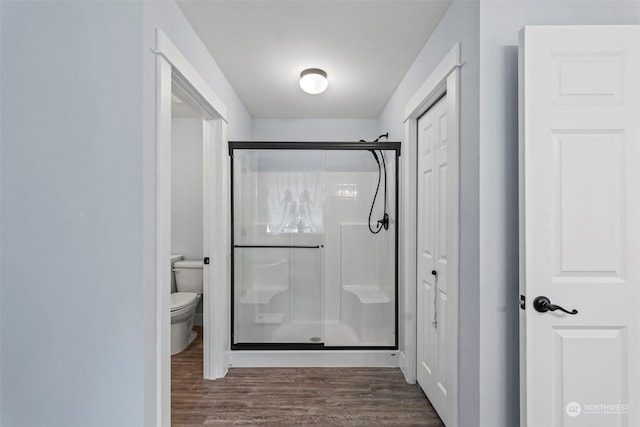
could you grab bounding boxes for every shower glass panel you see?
[230,142,400,350]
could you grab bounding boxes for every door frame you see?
[402,43,461,426]
[153,29,230,427]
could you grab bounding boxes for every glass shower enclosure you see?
[230,141,400,350]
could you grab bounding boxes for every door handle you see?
[533,296,578,315]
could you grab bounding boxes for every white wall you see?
[252,118,378,142]
[478,2,640,426]
[171,118,204,323]
[171,118,203,261]
[1,2,145,426]
[1,1,252,425]
[378,1,481,425]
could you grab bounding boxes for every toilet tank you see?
[174,260,203,294]
[170,254,184,293]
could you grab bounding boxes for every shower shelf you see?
[240,285,288,304]
[343,285,390,304]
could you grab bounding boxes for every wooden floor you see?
[171,326,444,426]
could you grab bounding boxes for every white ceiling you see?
[177,0,451,119]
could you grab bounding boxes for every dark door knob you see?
[431,270,437,276]
[533,296,578,315]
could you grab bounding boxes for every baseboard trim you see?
[399,351,416,384]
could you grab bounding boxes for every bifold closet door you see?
[417,95,451,425]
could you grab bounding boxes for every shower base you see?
[271,321,358,345]
[236,320,394,348]
[231,320,398,368]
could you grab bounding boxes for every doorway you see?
[154,30,230,427]
[402,44,461,426]
[170,89,205,346]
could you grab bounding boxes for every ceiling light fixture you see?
[300,68,328,94]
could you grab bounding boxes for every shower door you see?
[232,149,325,347]
[230,142,400,350]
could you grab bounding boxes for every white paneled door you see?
[520,26,640,427]
[417,95,451,425]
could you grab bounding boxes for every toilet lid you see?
[174,260,203,269]
[171,292,198,311]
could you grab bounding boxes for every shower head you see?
[360,132,388,144]
[373,132,389,142]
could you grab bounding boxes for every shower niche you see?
[230,141,399,350]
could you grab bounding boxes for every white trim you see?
[518,28,527,427]
[444,64,460,427]
[202,119,214,378]
[154,31,228,123]
[153,29,229,427]
[402,43,460,427]
[399,350,408,374]
[155,54,172,427]
[203,118,230,379]
[404,44,462,121]
[400,118,418,383]
[229,351,399,368]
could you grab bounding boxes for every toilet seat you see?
[171,292,199,312]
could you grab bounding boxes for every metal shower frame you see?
[228,141,401,351]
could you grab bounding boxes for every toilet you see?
[171,259,203,355]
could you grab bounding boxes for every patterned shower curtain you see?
[264,172,324,234]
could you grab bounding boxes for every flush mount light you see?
[299,68,328,94]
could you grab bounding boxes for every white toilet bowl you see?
[170,292,201,355]
[170,259,204,355]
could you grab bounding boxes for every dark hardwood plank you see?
[172,326,444,426]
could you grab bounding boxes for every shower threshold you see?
[233,320,396,350]
[228,346,400,368]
